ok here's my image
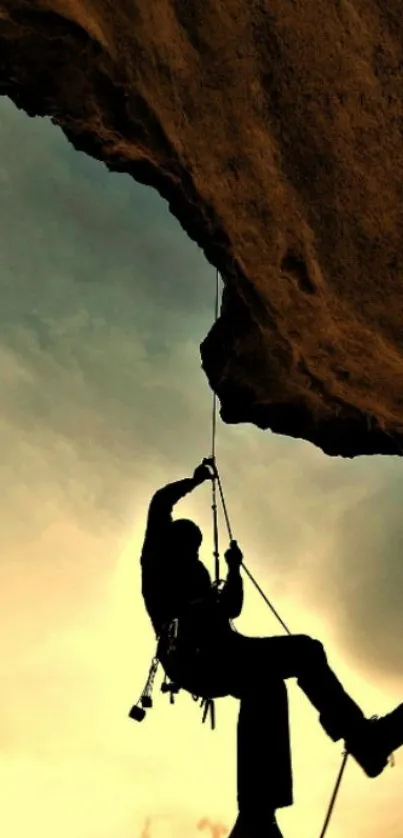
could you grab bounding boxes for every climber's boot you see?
[346,703,403,778]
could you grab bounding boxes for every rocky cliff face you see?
[1,0,403,457]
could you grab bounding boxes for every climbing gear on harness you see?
[128,656,160,722]
[128,611,218,729]
[161,672,181,704]
[198,695,216,730]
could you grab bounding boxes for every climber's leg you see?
[237,679,293,817]
[227,810,283,838]
[228,633,365,742]
[227,632,403,778]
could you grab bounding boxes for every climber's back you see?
[140,482,213,635]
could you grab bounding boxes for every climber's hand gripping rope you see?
[201,456,219,480]
[224,540,243,570]
[193,460,216,484]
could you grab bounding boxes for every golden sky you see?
[0,95,402,838]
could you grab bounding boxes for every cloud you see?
[324,463,403,680]
[0,98,215,530]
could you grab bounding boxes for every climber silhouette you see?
[140,461,403,838]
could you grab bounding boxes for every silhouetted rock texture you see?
[1,0,403,456]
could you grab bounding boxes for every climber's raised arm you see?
[219,541,244,619]
[142,462,213,547]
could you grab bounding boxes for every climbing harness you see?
[129,267,385,837]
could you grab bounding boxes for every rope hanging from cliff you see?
[211,269,220,585]
[209,267,294,628]
[209,267,348,838]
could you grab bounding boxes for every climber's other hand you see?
[224,540,243,569]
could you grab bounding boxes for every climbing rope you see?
[211,267,221,586]
[211,460,220,585]
[318,750,349,838]
[210,267,348,838]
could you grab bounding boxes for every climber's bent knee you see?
[293,635,327,675]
